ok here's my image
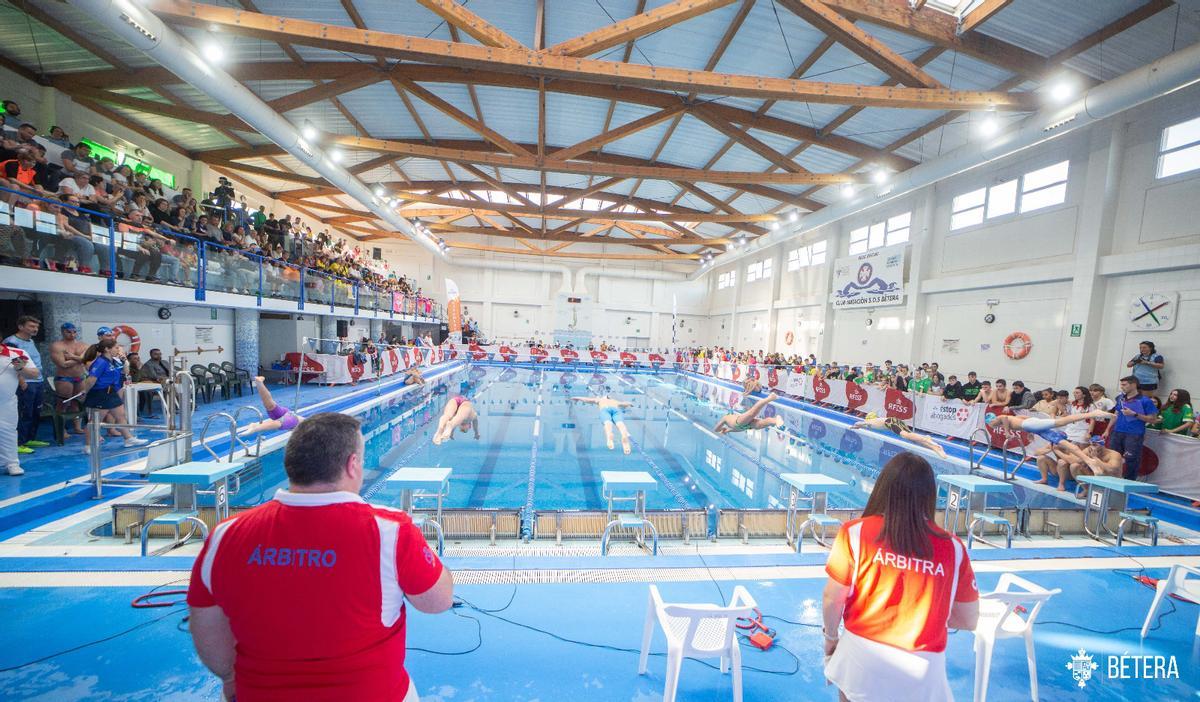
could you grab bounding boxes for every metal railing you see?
[0,185,443,320]
[87,372,195,498]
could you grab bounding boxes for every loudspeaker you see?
[336,319,349,338]
[0,299,46,343]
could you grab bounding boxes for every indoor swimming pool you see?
[185,364,1079,520]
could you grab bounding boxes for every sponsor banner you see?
[783,372,808,398]
[914,396,987,440]
[832,243,906,308]
[445,278,462,340]
[1143,432,1200,496]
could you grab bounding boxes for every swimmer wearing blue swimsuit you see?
[571,392,634,454]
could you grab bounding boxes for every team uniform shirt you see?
[87,355,125,390]
[1158,404,1194,431]
[187,490,444,702]
[961,381,982,400]
[1113,393,1157,435]
[825,515,978,653]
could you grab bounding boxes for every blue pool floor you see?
[1,566,1196,701]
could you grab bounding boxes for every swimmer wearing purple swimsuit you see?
[240,376,304,436]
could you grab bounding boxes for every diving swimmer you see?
[433,394,479,444]
[987,409,1113,451]
[714,392,783,434]
[571,393,634,454]
[238,377,304,435]
[852,413,948,459]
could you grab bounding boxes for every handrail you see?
[230,405,265,458]
[197,411,239,463]
[0,184,442,320]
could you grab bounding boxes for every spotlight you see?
[374,185,385,197]
[1049,80,1075,103]
[770,221,780,231]
[840,183,855,199]
[329,148,344,163]
[301,124,318,141]
[977,115,999,137]
[201,40,224,64]
[872,169,888,184]
[787,210,799,223]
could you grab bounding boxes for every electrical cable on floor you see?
[0,607,187,673]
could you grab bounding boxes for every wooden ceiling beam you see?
[380,192,779,221]
[415,0,526,49]
[958,0,1016,35]
[777,0,942,88]
[445,241,700,261]
[267,73,384,113]
[550,104,688,162]
[414,223,721,247]
[69,88,249,131]
[546,0,737,57]
[394,78,534,158]
[146,1,1035,110]
[691,106,810,173]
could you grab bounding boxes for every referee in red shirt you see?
[187,413,454,702]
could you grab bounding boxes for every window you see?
[950,160,1069,230]
[1157,115,1200,179]
[717,271,737,290]
[787,240,828,271]
[746,258,773,282]
[1020,160,1069,213]
[849,212,911,254]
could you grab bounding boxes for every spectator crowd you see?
[0,101,435,314]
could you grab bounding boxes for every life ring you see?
[1003,331,1031,360]
[784,331,795,346]
[110,325,141,354]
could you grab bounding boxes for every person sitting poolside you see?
[432,394,478,444]
[403,367,425,386]
[571,392,635,454]
[713,392,783,435]
[852,412,948,460]
[238,376,303,436]
[1056,436,1124,497]
[741,376,762,398]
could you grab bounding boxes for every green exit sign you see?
[1070,324,1082,337]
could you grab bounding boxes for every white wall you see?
[78,300,235,366]
[704,82,1200,389]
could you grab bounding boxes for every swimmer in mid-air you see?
[432,394,479,444]
[987,409,1113,451]
[238,377,304,435]
[714,392,783,434]
[852,412,948,459]
[571,392,634,454]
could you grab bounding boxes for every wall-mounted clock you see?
[1128,292,1177,331]
[157,307,172,320]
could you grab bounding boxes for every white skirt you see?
[824,630,953,702]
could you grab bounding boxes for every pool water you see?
[224,365,1077,515]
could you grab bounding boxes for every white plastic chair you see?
[1141,565,1200,639]
[637,584,756,702]
[973,573,1060,702]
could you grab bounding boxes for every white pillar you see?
[765,248,785,352]
[904,187,937,364]
[1061,122,1125,386]
[817,223,847,362]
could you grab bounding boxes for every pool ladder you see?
[193,406,265,503]
[967,428,1030,480]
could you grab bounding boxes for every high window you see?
[951,160,1069,230]
[1157,115,1200,179]
[786,240,827,271]
[848,212,910,254]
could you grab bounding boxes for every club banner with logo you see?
[282,345,452,384]
[913,396,988,440]
[831,243,906,308]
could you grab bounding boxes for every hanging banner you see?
[445,278,462,343]
[831,243,906,308]
[1144,432,1200,497]
[913,396,987,440]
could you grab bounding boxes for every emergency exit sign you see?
[1070,324,1082,337]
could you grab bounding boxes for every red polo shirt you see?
[187,490,444,701]
[826,514,977,653]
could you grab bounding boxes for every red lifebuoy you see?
[784,331,795,346]
[110,325,141,354]
[1003,331,1031,360]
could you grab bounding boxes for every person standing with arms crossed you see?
[49,322,89,435]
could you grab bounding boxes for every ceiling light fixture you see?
[840,183,855,199]
[328,148,344,163]
[977,115,999,137]
[201,40,224,64]
[301,124,318,141]
[1049,80,1075,103]
[872,169,889,184]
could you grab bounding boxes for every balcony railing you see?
[0,186,443,321]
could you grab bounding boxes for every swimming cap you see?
[865,411,878,421]
[985,412,997,424]
[1090,435,1106,445]
[96,326,112,337]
